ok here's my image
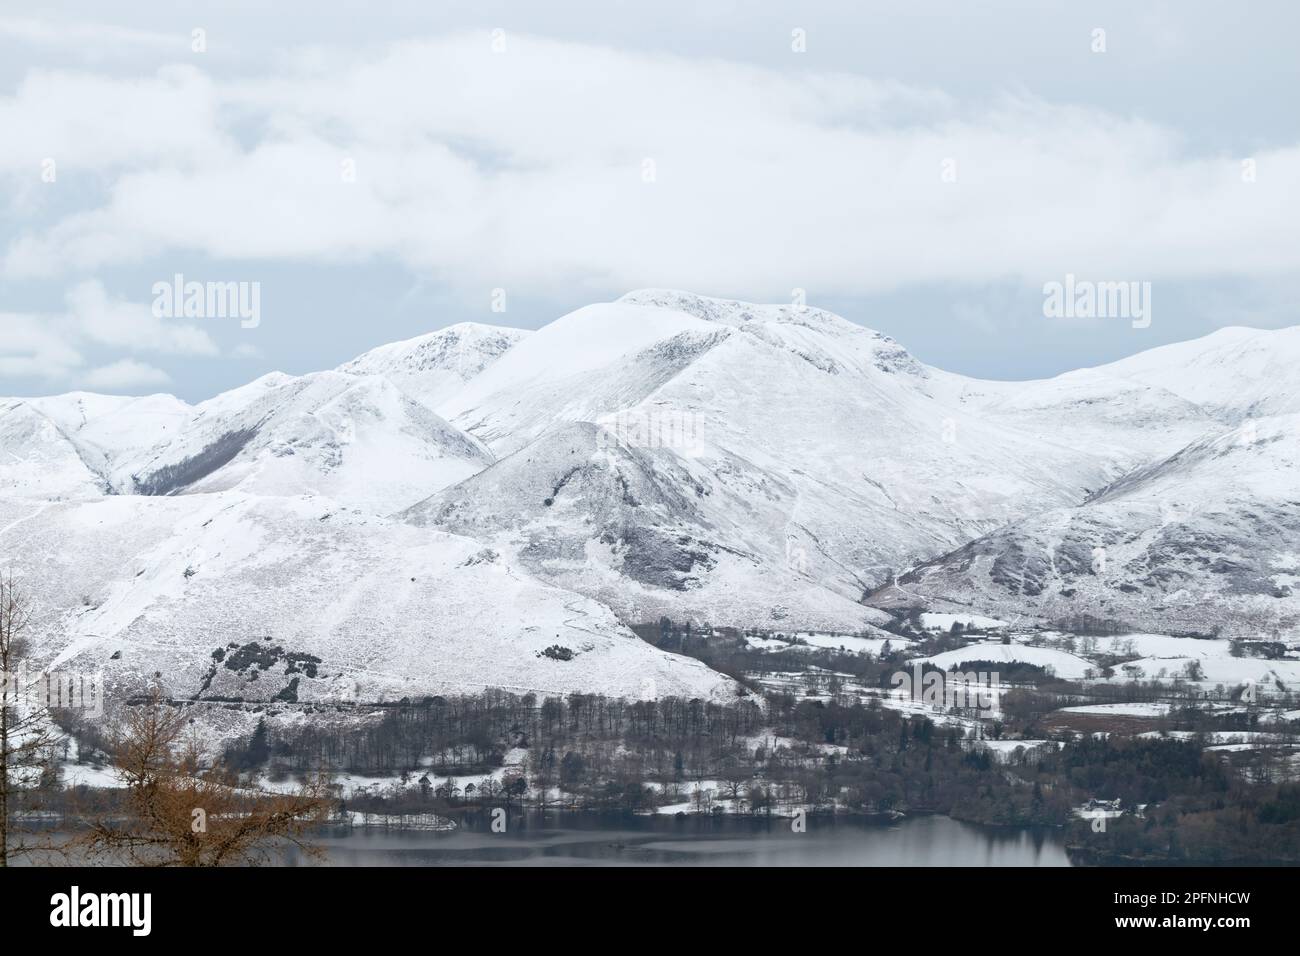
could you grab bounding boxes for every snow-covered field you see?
[0,492,737,716]
[1086,633,1231,658]
[1078,649,1300,693]
[908,642,1094,680]
[744,630,910,656]
[1060,702,1173,717]
[920,612,1008,632]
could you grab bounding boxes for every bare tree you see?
[720,758,749,806]
[81,697,331,866]
[0,574,61,867]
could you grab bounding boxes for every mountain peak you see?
[1096,323,1300,422]
[618,288,854,331]
[342,322,529,372]
[339,321,531,410]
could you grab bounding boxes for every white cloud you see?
[0,16,183,55]
[79,358,171,390]
[0,312,83,380]
[66,280,218,356]
[0,63,230,178]
[0,281,215,391]
[1,31,1298,300]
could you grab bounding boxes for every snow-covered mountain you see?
[950,325,1300,477]
[2,292,1297,703]
[339,322,530,411]
[415,290,1237,629]
[950,369,1219,479]
[868,414,1300,639]
[1,399,106,499]
[0,491,732,705]
[1,321,529,513]
[116,371,493,514]
[404,420,897,632]
[1095,325,1300,423]
[1,392,193,499]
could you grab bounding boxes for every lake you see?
[299,813,1072,866]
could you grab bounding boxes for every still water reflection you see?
[302,813,1072,867]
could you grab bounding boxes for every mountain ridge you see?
[3,291,1297,703]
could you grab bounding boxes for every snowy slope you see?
[0,492,735,704]
[411,290,1142,627]
[27,391,194,480]
[0,399,106,499]
[339,321,530,411]
[1,391,194,499]
[871,415,1300,639]
[4,291,1297,669]
[117,372,493,514]
[0,325,524,515]
[437,301,718,453]
[1098,325,1300,422]
[951,370,1219,479]
[953,324,1300,475]
[909,642,1094,680]
[404,421,896,631]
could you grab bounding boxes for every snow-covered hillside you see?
[339,322,530,411]
[1,321,528,514]
[2,291,1297,699]
[0,493,734,704]
[404,420,896,631]
[871,415,1300,638]
[117,371,494,513]
[27,392,194,480]
[1096,325,1300,422]
[2,391,197,499]
[1,399,107,498]
[953,325,1300,477]
[908,642,1094,680]
[418,290,1158,627]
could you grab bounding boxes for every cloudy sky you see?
[2,1,1297,401]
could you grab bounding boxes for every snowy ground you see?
[1060,702,1173,717]
[744,630,912,656]
[907,641,1094,680]
[920,612,1008,632]
[1101,655,1300,689]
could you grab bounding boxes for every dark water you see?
[301,813,1072,867]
